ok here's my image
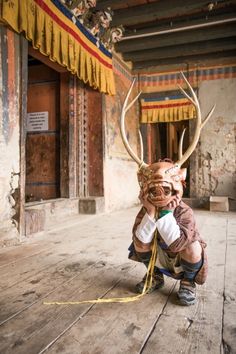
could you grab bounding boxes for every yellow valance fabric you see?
[1,0,116,95]
[141,96,196,123]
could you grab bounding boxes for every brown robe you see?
[130,201,208,285]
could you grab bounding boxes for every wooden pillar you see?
[77,81,88,198]
[60,73,79,198]
[68,75,78,198]
[147,123,152,164]
[19,36,28,236]
[167,123,175,160]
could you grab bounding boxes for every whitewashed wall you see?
[0,28,21,245]
[190,78,236,206]
[103,70,140,212]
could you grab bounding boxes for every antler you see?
[176,72,216,167]
[120,78,147,168]
[178,128,186,161]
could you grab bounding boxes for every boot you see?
[135,267,164,294]
[177,279,196,306]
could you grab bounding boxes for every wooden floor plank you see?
[0,209,137,324]
[0,257,104,325]
[0,236,99,291]
[0,225,102,290]
[0,263,134,354]
[0,244,50,268]
[0,208,234,354]
[43,270,176,354]
[141,214,227,354]
[0,249,69,291]
[0,212,129,291]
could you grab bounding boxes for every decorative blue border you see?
[139,66,236,84]
[51,0,112,58]
[143,94,187,102]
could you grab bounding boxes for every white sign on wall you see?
[27,111,49,132]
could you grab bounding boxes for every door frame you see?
[19,39,79,236]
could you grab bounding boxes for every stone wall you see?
[0,27,21,245]
[190,78,236,208]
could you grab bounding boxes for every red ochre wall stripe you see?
[142,102,192,110]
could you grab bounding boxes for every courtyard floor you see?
[0,207,235,354]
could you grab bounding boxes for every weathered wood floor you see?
[0,207,235,354]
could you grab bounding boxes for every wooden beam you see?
[121,12,236,39]
[28,46,67,73]
[96,0,133,9]
[116,22,236,53]
[134,63,189,74]
[111,0,235,26]
[123,37,236,62]
[132,50,236,70]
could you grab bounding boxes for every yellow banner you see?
[1,0,116,95]
[141,96,196,123]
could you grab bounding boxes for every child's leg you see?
[178,241,203,306]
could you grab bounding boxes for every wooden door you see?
[144,120,189,163]
[26,63,60,202]
[167,121,189,162]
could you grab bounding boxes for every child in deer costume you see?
[120,73,215,306]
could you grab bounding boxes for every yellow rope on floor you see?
[43,230,158,306]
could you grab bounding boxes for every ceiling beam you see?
[121,12,236,39]
[132,50,236,70]
[110,0,235,27]
[123,37,236,62]
[116,22,236,53]
[96,0,133,10]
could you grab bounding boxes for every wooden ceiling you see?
[96,0,236,72]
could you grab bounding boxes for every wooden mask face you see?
[137,161,186,207]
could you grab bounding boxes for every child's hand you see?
[160,195,181,212]
[139,190,156,219]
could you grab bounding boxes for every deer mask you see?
[120,72,215,208]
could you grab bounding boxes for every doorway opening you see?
[21,43,106,235]
[140,120,190,197]
[26,56,61,202]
